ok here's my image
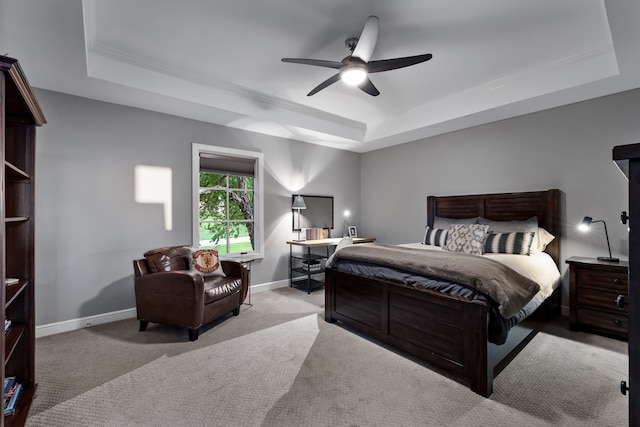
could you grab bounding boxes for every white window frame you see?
[192,143,264,259]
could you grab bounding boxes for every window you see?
[192,143,264,258]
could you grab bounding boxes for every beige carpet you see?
[27,314,319,426]
[27,287,628,426]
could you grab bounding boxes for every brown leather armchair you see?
[133,245,249,341]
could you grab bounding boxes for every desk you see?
[286,237,376,294]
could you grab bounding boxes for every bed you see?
[324,189,561,397]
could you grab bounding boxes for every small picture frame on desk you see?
[348,226,358,237]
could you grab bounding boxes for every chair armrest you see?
[133,259,151,277]
[221,260,250,303]
[134,270,205,297]
[134,270,206,329]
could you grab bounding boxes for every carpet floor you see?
[26,287,629,426]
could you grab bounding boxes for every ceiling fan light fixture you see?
[282,16,431,96]
[340,66,368,86]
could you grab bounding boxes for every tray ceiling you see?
[2,0,639,152]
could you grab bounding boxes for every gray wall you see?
[33,89,361,326]
[32,87,640,325]
[361,88,640,304]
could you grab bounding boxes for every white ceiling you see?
[2,0,639,153]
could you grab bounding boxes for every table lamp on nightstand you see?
[578,216,619,262]
[342,210,351,237]
[292,195,306,241]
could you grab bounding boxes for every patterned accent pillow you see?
[484,232,535,255]
[190,246,226,277]
[442,224,489,255]
[422,227,448,247]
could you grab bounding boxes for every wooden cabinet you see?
[1,56,46,427]
[613,143,640,425]
[567,256,629,340]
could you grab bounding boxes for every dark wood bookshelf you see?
[1,55,46,427]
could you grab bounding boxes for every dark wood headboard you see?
[427,189,561,267]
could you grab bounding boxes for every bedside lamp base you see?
[597,256,620,263]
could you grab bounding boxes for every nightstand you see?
[566,256,629,340]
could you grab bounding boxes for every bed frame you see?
[324,189,561,397]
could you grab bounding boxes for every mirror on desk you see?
[292,195,334,231]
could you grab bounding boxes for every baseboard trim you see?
[250,279,289,294]
[36,280,291,338]
[36,308,137,338]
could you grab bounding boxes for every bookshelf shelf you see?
[4,218,29,223]
[4,163,29,181]
[4,283,27,307]
[3,325,25,362]
[1,55,46,427]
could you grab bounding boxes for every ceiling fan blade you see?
[281,58,343,69]
[307,73,341,96]
[367,53,433,73]
[358,77,380,96]
[352,15,379,63]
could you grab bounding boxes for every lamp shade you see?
[292,195,306,209]
[578,216,593,231]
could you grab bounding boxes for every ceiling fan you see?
[281,15,432,97]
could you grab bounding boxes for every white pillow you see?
[530,227,555,254]
[442,224,489,255]
[335,237,353,252]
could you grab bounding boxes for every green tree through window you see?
[193,143,263,258]
[199,173,254,254]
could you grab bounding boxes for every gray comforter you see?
[326,243,541,318]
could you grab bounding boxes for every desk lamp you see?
[578,216,619,262]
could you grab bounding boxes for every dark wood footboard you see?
[324,188,560,397]
[325,267,538,397]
